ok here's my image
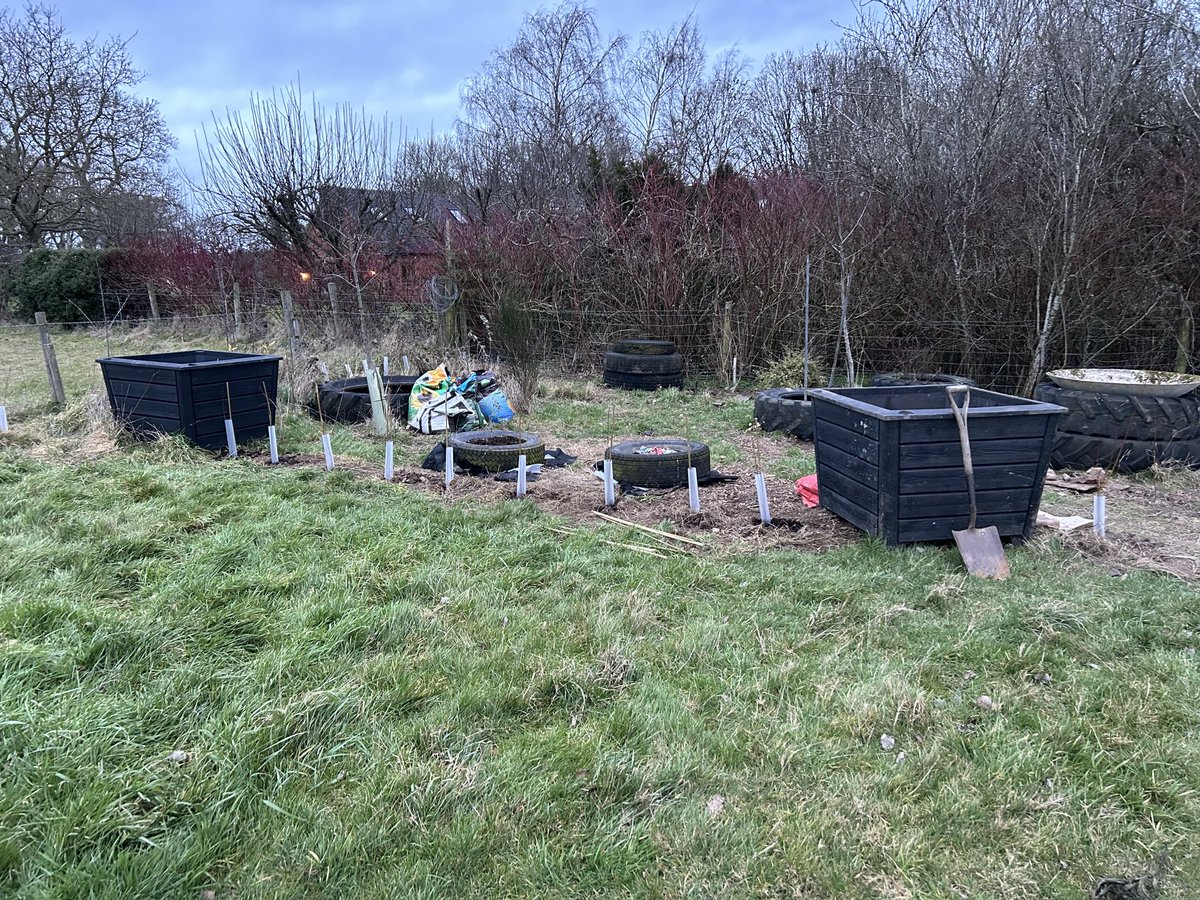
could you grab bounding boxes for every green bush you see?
[755,349,828,390]
[3,249,108,323]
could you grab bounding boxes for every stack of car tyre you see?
[602,339,684,391]
[1034,383,1200,473]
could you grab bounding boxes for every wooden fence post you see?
[232,281,243,342]
[35,312,66,404]
[280,290,301,359]
[146,283,161,321]
[719,300,734,386]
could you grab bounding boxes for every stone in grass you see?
[976,695,995,711]
[880,734,896,751]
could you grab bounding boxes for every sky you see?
[46,0,858,184]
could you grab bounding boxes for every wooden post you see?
[327,280,342,336]
[719,300,733,386]
[146,283,161,321]
[280,290,301,360]
[1176,304,1193,374]
[35,312,66,404]
[232,281,243,342]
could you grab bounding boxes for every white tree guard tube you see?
[755,473,772,525]
[517,454,527,497]
[382,356,390,376]
[445,445,455,488]
[384,440,394,482]
[224,419,237,458]
[1093,493,1107,539]
[268,425,279,464]
[0,405,8,432]
[603,459,615,506]
[402,355,411,374]
[322,434,334,470]
[687,467,700,513]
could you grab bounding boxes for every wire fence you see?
[0,289,1190,412]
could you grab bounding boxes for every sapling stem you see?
[517,454,527,497]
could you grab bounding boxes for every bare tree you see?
[194,83,423,341]
[458,1,626,211]
[0,4,175,247]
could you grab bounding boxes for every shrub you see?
[755,349,828,390]
[3,249,108,323]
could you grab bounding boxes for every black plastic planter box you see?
[810,386,1064,545]
[97,350,282,449]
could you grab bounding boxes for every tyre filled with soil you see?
[448,430,545,472]
[605,439,710,487]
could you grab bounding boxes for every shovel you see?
[946,385,1010,580]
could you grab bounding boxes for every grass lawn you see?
[1,326,1198,898]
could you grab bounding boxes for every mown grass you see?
[0,325,1198,897]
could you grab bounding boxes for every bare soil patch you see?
[260,434,858,554]
[1037,466,1200,581]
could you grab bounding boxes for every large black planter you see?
[98,350,281,449]
[811,386,1064,545]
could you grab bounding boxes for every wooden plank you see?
[897,512,1029,543]
[814,442,879,488]
[898,463,1041,494]
[109,380,181,406]
[899,488,1032,518]
[108,380,179,403]
[878,417,900,546]
[821,490,877,536]
[112,396,181,419]
[900,414,1051,445]
[817,464,879,514]
[192,394,272,421]
[814,400,880,439]
[187,362,279,386]
[99,365,178,386]
[899,439,1044,469]
[191,377,278,402]
[814,420,879,465]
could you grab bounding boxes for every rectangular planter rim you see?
[96,350,282,370]
[810,387,1066,420]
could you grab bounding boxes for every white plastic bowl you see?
[1046,368,1200,398]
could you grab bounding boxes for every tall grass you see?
[0,446,1197,897]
